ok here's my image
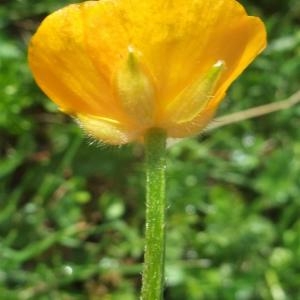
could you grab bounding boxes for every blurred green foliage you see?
[1,0,300,299]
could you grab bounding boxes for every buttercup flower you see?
[29,0,266,145]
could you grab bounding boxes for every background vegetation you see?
[1,0,300,299]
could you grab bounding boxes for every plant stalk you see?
[141,128,167,300]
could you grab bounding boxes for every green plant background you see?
[1,0,300,299]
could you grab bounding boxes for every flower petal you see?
[28,2,130,124]
[112,0,266,119]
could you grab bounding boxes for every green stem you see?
[141,128,167,300]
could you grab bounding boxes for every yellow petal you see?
[81,0,266,123]
[115,0,266,118]
[28,2,130,124]
[80,1,130,80]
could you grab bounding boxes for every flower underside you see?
[28,0,267,145]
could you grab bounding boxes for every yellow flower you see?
[28,0,266,145]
